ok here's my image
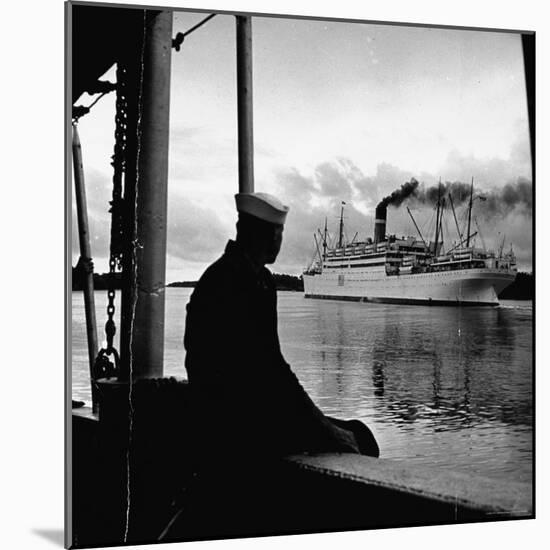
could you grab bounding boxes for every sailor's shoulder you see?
[260,266,276,288]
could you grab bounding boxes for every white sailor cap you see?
[235,192,289,225]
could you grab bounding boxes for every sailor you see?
[183,191,379,459]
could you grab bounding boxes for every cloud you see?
[167,193,230,264]
[273,160,380,272]
[314,161,355,199]
[168,123,237,188]
[71,208,112,258]
[510,134,531,168]
[272,156,532,273]
[170,126,204,143]
[79,167,115,215]
[71,167,117,266]
[439,146,531,187]
[72,162,232,272]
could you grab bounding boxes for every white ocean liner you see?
[303,183,517,306]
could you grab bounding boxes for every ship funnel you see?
[374,204,387,243]
[374,179,419,243]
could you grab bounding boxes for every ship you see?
[303,180,517,306]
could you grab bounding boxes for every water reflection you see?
[372,360,385,397]
[349,304,531,431]
[276,295,532,480]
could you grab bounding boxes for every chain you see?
[93,63,129,380]
[105,258,117,352]
[110,63,128,265]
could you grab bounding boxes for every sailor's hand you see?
[332,425,360,454]
[81,257,94,274]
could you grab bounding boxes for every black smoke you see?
[409,178,532,218]
[377,178,420,209]
[421,181,472,206]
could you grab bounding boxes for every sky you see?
[72,10,532,282]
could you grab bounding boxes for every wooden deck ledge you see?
[71,408,532,527]
[285,453,532,517]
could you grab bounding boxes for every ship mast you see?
[474,217,486,251]
[439,197,446,251]
[433,179,442,254]
[448,193,462,243]
[323,217,328,261]
[466,177,474,248]
[447,231,478,254]
[313,233,322,264]
[406,206,428,250]
[338,202,345,248]
[498,234,506,259]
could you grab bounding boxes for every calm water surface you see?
[72,288,532,483]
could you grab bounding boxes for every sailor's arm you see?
[260,358,360,454]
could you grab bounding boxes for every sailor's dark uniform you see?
[184,240,379,458]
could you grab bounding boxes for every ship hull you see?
[303,268,516,306]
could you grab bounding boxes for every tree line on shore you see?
[72,265,305,292]
[496,272,533,300]
[72,263,533,299]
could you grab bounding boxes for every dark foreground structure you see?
[68,3,534,548]
[72,380,531,548]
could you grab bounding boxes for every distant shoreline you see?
[166,281,195,288]
[71,268,305,292]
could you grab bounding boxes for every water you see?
[71,288,532,483]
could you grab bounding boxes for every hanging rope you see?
[72,80,116,123]
[172,13,216,51]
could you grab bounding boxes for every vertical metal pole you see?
[130,11,173,379]
[521,33,535,181]
[236,16,254,193]
[72,123,99,407]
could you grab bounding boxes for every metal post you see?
[72,123,99,408]
[129,11,173,379]
[236,16,254,193]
